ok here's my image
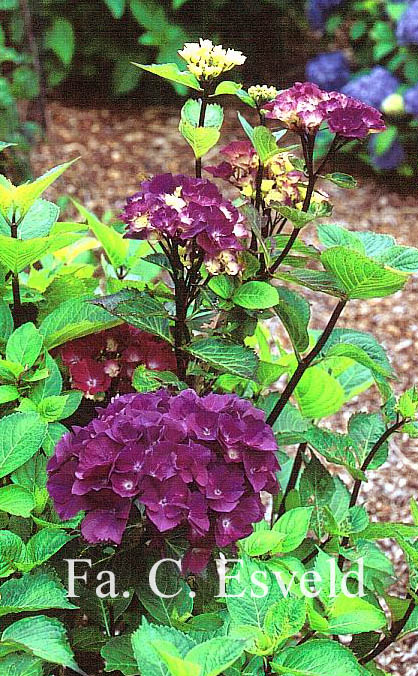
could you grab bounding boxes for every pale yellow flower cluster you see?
[248,85,279,104]
[178,39,246,81]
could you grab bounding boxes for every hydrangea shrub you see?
[0,37,418,676]
[305,0,418,174]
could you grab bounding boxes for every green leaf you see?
[112,58,142,96]
[373,126,397,156]
[317,224,365,253]
[375,245,418,273]
[322,247,407,299]
[0,300,13,345]
[273,507,314,552]
[328,595,386,635]
[277,269,345,298]
[321,328,394,379]
[137,562,193,626]
[44,18,74,65]
[0,385,19,403]
[0,531,25,577]
[23,529,74,570]
[237,111,255,141]
[131,619,195,676]
[273,287,310,353]
[0,486,34,517]
[93,289,171,342]
[186,638,247,676]
[72,199,129,268]
[0,572,76,617]
[240,530,287,557]
[214,80,242,96]
[179,119,220,159]
[325,172,357,189]
[355,232,395,258]
[252,126,278,163]
[104,0,126,18]
[187,338,258,379]
[208,275,236,299]
[295,366,345,418]
[0,655,43,676]
[271,640,364,675]
[273,206,315,229]
[6,323,43,369]
[134,62,201,90]
[39,297,120,349]
[0,235,58,274]
[325,344,393,379]
[181,99,224,130]
[233,281,279,309]
[2,616,82,673]
[0,413,46,478]
[348,413,388,470]
[102,635,139,675]
[264,598,306,640]
[226,556,283,629]
[0,199,60,239]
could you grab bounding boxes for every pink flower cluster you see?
[60,325,176,398]
[47,389,279,573]
[263,81,386,137]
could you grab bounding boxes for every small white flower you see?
[178,38,246,81]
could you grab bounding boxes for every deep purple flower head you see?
[307,0,346,30]
[397,0,418,45]
[47,389,279,572]
[369,136,405,170]
[404,84,418,115]
[341,67,399,109]
[121,174,249,275]
[263,82,386,138]
[305,52,351,91]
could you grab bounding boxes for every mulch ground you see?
[32,101,418,675]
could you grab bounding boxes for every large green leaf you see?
[0,486,34,517]
[187,338,258,379]
[327,595,386,635]
[233,281,279,309]
[0,531,26,577]
[321,328,394,379]
[179,119,220,159]
[6,323,43,369]
[181,99,224,130]
[133,62,201,91]
[0,573,77,617]
[273,507,314,553]
[131,619,195,676]
[271,639,363,675]
[321,247,407,299]
[294,366,345,418]
[93,289,171,342]
[185,638,247,676]
[0,199,59,239]
[72,200,129,269]
[226,556,283,629]
[39,297,120,349]
[1,616,82,673]
[375,245,418,272]
[136,563,193,626]
[101,635,139,675]
[0,413,46,479]
[0,655,43,676]
[44,18,74,66]
[252,126,278,163]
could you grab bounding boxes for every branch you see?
[359,595,416,665]
[266,299,347,427]
[276,442,307,520]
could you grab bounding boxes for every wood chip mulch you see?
[32,101,418,675]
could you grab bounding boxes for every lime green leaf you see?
[273,507,314,552]
[272,206,316,229]
[375,245,418,272]
[179,119,220,158]
[273,287,310,353]
[240,530,287,557]
[328,595,386,635]
[133,62,201,90]
[325,173,357,189]
[0,385,19,403]
[271,639,363,675]
[321,246,407,299]
[0,486,34,517]
[264,598,306,640]
[72,200,129,269]
[6,323,43,368]
[252,126,278,163]
[181,99,224,129]
[317,224,365,253]
[295,366,345,418]
[233,281,279,309]
[208,275,236,299]
[187,338,258,379]
[12,159,77,216]
[0,412,46,478]
[0,531,26,577]
[325,344,393,378]
[213,80,242,96]
[186,638,247,676]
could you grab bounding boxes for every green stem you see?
[266,299,347,427]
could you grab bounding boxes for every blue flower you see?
[397,0,418,45]
[341,67,400,109]
[307,0,346,30]
[405,84,418,114]
[306,51,351,91]
[369,137,405,170]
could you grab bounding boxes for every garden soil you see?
[31,101,418,675]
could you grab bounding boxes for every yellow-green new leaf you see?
[322,246,407,299]
[133,62,202,91]
[179,119,220,159]
[72,199,129,269]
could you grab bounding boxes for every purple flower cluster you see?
[121,173,248,274]
[307,0,346,30]
[405,84,418,115]
[47,389,279,572]
[369,136,405,170]
[263,82,386,137]
[306,51,351,91]
[396,0,418,45]
[341,67,399,110]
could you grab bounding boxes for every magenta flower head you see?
[47,389,279,572]
[263,81,386,139]
[121,174,249,275]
